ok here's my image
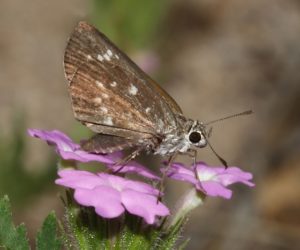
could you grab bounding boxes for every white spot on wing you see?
[129,84,138,95]
[115,54,119,59]
[104,54,111,61]
[110,81,117,87]
[103,117,113,126]
[100,107,108,114]
[93,97,102,104]
[107,49,113,56]
[87,55,92,60]
[97,54,104,62]
[145,107,151,113]
[102,93,109,99]
[86,123,93,128]
[96,80,104,88]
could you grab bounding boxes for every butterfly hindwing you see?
[80,134,138,154]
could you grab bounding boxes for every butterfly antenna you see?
[206,139,228,168]
[204,110,253,126]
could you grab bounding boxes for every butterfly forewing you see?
[64,22,182,140]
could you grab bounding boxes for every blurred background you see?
[1,0,300,249]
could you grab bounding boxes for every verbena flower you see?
[28,129,159,180]
[166,162,255,199]
[55,169,169,224]
[28,128,255,227]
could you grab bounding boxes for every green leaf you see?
[156,217,186,250]
[0,195,30,250]
[60,194,188,249]
[36,211,62,250]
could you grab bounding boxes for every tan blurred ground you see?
[1,0,300,249]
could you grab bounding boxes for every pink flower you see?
[55,169,169,224]
[28,129,159,180]
[28,129,114,163]
[166,162,255,199]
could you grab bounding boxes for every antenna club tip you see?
[221,159,228,169]
[245,110,254,115]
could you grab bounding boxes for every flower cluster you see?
[28,129,254,224]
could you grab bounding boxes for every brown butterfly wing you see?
[64,21,183,140]
[81,134,137,154]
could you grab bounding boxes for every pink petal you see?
[100,173,159,196]
[28,129,115,163]
[28,129,77,151]
[166,163,198,184]
[121,189,169,224]
[216,167,255,187]
[74,186,124,218]
[57,169,95,178]
[167,161,255,199]
[55,170,108,189]
[199,181,232,199]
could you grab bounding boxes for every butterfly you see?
[64,21,252,167]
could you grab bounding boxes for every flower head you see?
[28,129,159,180]
[166,162,255,199]
[56,169,169,224]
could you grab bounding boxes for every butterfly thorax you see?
[154,118,208,156]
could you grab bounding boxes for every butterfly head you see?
[186,121,208,149]
[185,119,229,168]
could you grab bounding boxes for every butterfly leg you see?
[111,149,141,174]
[188,149,197,169]
[187,149,206,193]
[158,153,178,202]
[185,148,197,169]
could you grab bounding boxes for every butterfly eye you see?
[189,131,202,144]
